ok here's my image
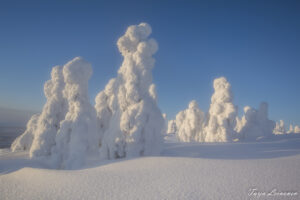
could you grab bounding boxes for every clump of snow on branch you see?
[11,114,39,151]
[204,77,237,142]
[29,66,67,158]
[175,100,205,142]
[95,23,164,159]
[51,57,98,169]
[235,102,275,140]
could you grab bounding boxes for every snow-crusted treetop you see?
[63,57,92,84]
[188,100,199,110]
[63,57,92,101]
[212,77,233,104]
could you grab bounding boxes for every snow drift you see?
[95,23,164,160]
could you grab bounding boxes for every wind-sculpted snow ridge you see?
[29,66,67,158]
[205,77,237,142]
[95,23,164,160]
[175,100,205,142]
[11,114,40,151]
[51,57,99,169]
[236,102,275,140]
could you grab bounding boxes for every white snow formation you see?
[95,23,164,160]
[29,66,67,158]
[167,120,177,134]
[11,114,40,151]
[204,77,237,142]
[51,57,99,169]
[294,125,300,133]
[235,102,275,140]
[175,100,205,142]
[273,120,286,135]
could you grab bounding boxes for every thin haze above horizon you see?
[0,0,299,126]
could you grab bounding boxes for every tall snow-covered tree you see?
[51,57,98,169]
[29,66,67,158]
[95,23,164,159]
[175,100,205,142]
[167,120,177,134]
[205,77,237,142]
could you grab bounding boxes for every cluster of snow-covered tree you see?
[167,77,300,142]
[11,22,300,169]
[11,23,164,169]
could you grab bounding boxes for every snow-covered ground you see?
[1,134,300,200]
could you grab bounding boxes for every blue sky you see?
[0,0,299,126]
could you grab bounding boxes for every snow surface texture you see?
[1,135,300,200]
[236,102,275,140]
[175,100,205,142]
[51,57,99,169]
[205,77,237,142]
[95,23,164,160]
[30,66,67,158]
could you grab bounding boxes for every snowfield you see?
[1,135,300,200]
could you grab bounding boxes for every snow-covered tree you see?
[167,120,177,134]
[273,120,286,135]
[236,102,275,140]
[95,23,164,160]
[29,66,67,158]
[205,77,237,142]
[294,125,300,133]
[51,57,98,169]
[175,100,205,142]
[11,114,39,151]
[287,124,294,134]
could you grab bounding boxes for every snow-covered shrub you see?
[167,120,177,134]
[29,66,67,158]
[273,120,286,135]
[51,57,98,169]
[294,125,300,133]
[95,23,164,159]
[287,125,294,134]
[175,100,205,142]
[236,102,275,140]
[11,114,39,151]
[205,77,237,142]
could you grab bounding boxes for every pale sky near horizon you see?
[0,0,299,126]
